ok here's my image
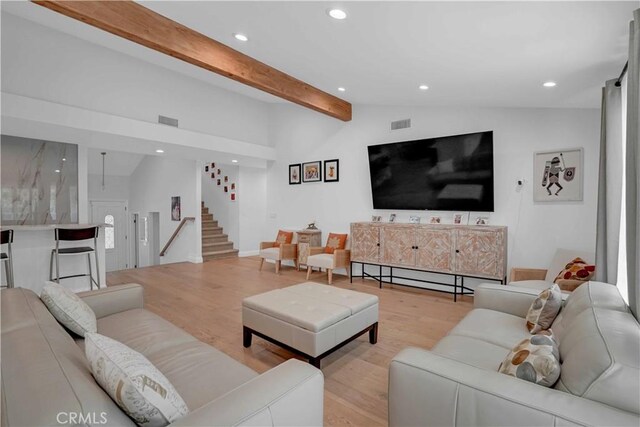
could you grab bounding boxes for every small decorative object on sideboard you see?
[289,164,301,185]
[302,161,322,183]
[307,221,318,230]
[323,159,339,182]
[453,212,469,225]
[534,148,583,202]
[429,215,441,224]
[474,216,490,225]
[389,213,396,223]
[409,215,421,224]
[371,215,382,222]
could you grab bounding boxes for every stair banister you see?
[160,217,195,256]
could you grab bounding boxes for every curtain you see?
[595,80,623,284]
[625,9,640,318]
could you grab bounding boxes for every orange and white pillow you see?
[324,233,348,254]
[553,257,595,291]
[273,230,293,247]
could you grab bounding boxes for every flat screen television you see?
[367,131,494,211]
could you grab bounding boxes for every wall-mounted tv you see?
[367,131,494,212]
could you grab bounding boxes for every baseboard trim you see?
[239,250,259,257]
[188,255,203,264]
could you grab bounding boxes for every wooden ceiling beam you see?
[32,0,352,121]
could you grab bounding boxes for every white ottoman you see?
[242,282,379,368]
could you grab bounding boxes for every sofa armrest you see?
[309,246,325,256]
[474,283,541,317]
[260,241,276,250]
[510,267,548,282]
[334,249,351,268]
[77,283,144,319]
[389,348,639,427]
[281,243,297,260]
[170,359,323,427]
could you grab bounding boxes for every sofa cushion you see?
[40,281,97,337]
[498,332,560,387]
[432,335,510,371]
[525,284,562,333]
[447,308,531,349]
[283,282,379,315]
[85,333,189,427]
[1,288,135,427]
[94,309,258,411]
[307,253,335,269]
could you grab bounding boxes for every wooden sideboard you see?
[350,222,507,299]
[296,229,322,270]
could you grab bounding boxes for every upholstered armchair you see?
[305,233,350,285]
[258,230,297,274]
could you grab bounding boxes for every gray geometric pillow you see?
[498,331,560,387]
[526,284,562,333]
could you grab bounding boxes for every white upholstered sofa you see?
[1,284,324,427]
[389,281,640,427]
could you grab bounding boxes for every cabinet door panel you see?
[350,223,380,262]
[415,228,454,272]
[380,226,415,266]
[455,229,500,278]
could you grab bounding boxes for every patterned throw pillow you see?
[554,257,595,284]
[324,233,348,254]
[273,230,293,247]
[526,284,562,333]
[498,331,560,387]
[85,333,189,427]
[40,281,97,337]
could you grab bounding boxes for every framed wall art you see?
[323,159,339,182]
[171,196,181,221]
[534,148,583,202]
[289,164,301,185]
[302,161,322,183]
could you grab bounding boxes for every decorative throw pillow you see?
[526,284,562,334]
[554,257,595,284]
[40,281,97,337]
[324,233,348,254]
[498,331,560,387]
[85,333,189,427]
[555,278,586,292]
[273,230,293,247]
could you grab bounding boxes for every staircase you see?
[201,201,239,261]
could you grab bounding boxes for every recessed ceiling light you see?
[54,169,60,173]
[543,81,557,87]
[232,159,238,163]
[338,87,346,92]
[419,84,429,90]
[328,9,347,20]
[155,149,164,153]
[234,33,248,42]
[62,157,66,162]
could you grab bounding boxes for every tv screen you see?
[367,131,494,212]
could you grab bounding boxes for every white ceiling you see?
[88,148,144,176]
[3,1,637,109]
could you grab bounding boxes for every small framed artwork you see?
[389,213,396,223]
[224,186,228,193]
[289,164,301,185]
[534,148,583,202]
[211,162,215,168]
[217,179,221,186]
[231,193,236,201]
[474,216,490,225]
[217,168,221,174]
[371,215,382,222]
[210,173,215,179]
[323,159,339,182]
[409,216,421,224]
[302,161,322,183]
[429,216,441,224]
[205,165,209,172]
[224,176,229,183]
[453,212,469,225]
[231,183,236,190]
[171,196,181,221]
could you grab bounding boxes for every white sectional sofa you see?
[389,281,640,427]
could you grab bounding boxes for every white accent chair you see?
[306,245,350,285]
[259,241,297,274]
[509,248,595,292]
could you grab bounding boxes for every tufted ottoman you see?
[242,282,379,368]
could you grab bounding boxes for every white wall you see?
[266,104,601,275]
[201,164,239,248]
[129,155,201,265]
[88,174,130,202]
[238,166,268,255]
[1,13,271,147]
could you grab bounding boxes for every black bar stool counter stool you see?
[1,229,14,288]
[50,227,100,290]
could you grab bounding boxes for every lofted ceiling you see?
[3,1,638,109]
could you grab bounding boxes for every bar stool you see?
[50,227,100,290]
[1,229,14,288]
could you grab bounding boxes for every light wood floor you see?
[107,257,473,427]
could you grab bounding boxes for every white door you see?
[91,201,128,272]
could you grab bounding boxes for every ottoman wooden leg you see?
[369,322,378,344]
[309,357,321,369]
[243,326,252,348]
